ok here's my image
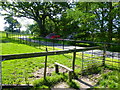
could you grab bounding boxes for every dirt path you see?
[53,82,70,88]
[33,67,97,89]
[33,67,68,79]
[74,78,96,88]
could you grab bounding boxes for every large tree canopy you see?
[62,2,120,42]
[1,2,119,43]
[1,2,69,36]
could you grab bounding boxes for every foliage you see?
[1,2,69,36]
[96,71,119,88]
[4,16,21,32]
[67,80,80,89]
[49,2,120,43]
[27,23,39,36]
[1,2,120,43]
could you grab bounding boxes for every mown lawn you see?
[2,43,43,55]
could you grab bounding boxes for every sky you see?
[0,16,34,31]
[0,16,5,31]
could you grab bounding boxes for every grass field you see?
[0,31,119,88]
[1,32,82,87]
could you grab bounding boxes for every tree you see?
[27,23,39,36]
[4,16,21,32]
[1,2,69,36]
[64,2,96,40]
[95,2,120,43]
[68,2,120,42]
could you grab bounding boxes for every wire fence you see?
[3,31,120,68]
[3,31,120,70]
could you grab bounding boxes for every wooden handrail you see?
[55,62,73,72]
[1,46,101,61]
[54,62,73,82]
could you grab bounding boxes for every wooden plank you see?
[2,84,33,89]
[44,48,48,79]
[72,50,76,71]
[55,62,73,71]
[102,44,106,66]
[54,62,73,82]
[68,71,73,82]
[6,32,8,38]
[55,64,59,73]
[1,46,100,61]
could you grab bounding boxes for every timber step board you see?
[2,84,33,88]
[55,62,73,82]
[55,62,73,72]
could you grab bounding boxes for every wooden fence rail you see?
[1,46,101,61]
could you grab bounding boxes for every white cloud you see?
[0,16,5,31]
[16,17,34,31]
[0,16,34,31]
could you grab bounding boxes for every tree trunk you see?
[36,18,46,37]
[37,20,42,36]
[108,2,113,43]
[42,16,46,36]
[100,6,105,41]
[118,29,120,42]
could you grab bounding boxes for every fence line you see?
[1,46,100,61]
[2,31,120,69]
[2,31,120,67]
[1,46,101,83]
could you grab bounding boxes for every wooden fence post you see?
[72,48,76,72]
[6,32,8,38]
[68,71,73,82]
[81,51,84,75]
[103,44,106,66]
[0,57,2,90]
[44,48,48,80]
[55,64,59,73]
[63,39,64,50]
[53,39,54,51]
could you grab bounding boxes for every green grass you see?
[0,31,61,52]
[33,73,65,88]
[33,73,80,89]
[2,43,43,55]
[95,70,119,88]
[1,31,119,88]
[1,31,81,85]
[1,47,82,85]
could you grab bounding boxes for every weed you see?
[96,71,119,88]
[67,80,80,89]
[33,73,65,88]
